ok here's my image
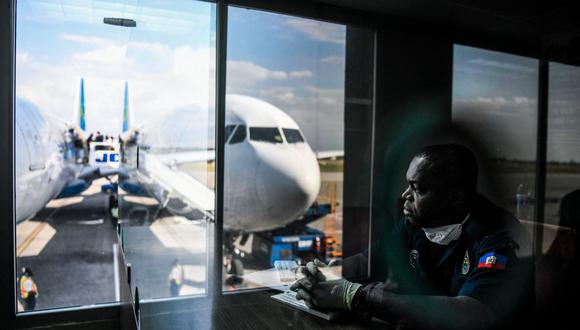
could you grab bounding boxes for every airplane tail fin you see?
[122,81,132,133]
[75,78,87,131]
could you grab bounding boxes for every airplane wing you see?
[141,150,215,219]
[315,150,344,159]
[154,150,215,167]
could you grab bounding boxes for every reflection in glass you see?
[119,1,216,301]
[15,0,216,311]
[543,62,580,256]
[223,8,346,290]
[452,45,538,221]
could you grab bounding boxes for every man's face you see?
[402,156,456,228]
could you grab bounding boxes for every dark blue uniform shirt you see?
[354,194,535,327]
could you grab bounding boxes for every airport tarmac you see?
[16,178,117,312]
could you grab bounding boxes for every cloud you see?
[72,45,129,64]
[452,96,539,160]
[284,19,345,45]
[16,39,214,133]
[467,58,537,74]
[227,60,313,93]
[17,35,342,150]
[59,33,111,47]
[320,56,343,64]
[289,70,313,78]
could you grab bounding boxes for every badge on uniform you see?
[409,249,419,272]
[477,252,507,270]
[462,250,470,275]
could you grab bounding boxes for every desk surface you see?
[141,289,391,329]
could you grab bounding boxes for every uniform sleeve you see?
[458,235,534,323]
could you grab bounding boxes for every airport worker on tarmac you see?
[291,144,534,329]
[168,259,184,297]
[18,267,38,311]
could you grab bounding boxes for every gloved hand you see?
[290,259,362,310]
[296,259,327,283]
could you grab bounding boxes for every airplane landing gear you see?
[223,232,245,287]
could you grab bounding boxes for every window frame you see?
[1,0,381,327]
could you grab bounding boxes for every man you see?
[291,144,534,329]
[168,259,184,297]
[18,267,38,311]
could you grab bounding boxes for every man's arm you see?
[354,285,495,330]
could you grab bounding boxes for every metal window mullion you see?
[211,0,228,301]
[0,0,16,321]
[533,52,549,258]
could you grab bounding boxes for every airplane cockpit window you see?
[225,125,237,143]
[282,128,304,143]
[228,125,246,144]
[249,127,284,143]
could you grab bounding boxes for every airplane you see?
[15,78,117,223]
[118,82,343,274]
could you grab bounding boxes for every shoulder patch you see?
[478,252,507,270]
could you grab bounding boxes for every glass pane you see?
[15,0,215,312]
[223,8,346,291]
[15,0,131,312]
[118,0,216,302]
[452,45,538,221]
[544,62,580,255]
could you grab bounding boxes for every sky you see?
[16,0,346,151]
[453,45,580,162]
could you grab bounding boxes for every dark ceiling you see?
[314,0,580,62]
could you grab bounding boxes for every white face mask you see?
[422,214,470,246]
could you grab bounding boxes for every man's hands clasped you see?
[289,259,362,310]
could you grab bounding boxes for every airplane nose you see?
[256,147,320,226]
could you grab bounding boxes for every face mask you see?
[422,214,470,246]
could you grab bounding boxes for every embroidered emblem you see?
[477,252,507,270]
[462,250,470,275]
[409,249,419,272]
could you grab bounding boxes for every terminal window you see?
[223,7,348,291]
[13,0,374,312]
[543,62,580,256]
[15,0,216,310]
[452,45,539,222]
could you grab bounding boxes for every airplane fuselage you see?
[124,95,321,232]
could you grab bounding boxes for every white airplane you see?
[15,79,117,223]
[119,85,343,273]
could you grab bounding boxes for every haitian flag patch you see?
[478,252,507,270]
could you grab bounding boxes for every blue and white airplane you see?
[15,79,117,223]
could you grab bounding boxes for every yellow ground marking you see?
[46,196,84,208]
[17,221,56,257]
[122,195,159,206]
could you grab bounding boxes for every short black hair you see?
[415,144,478,193]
